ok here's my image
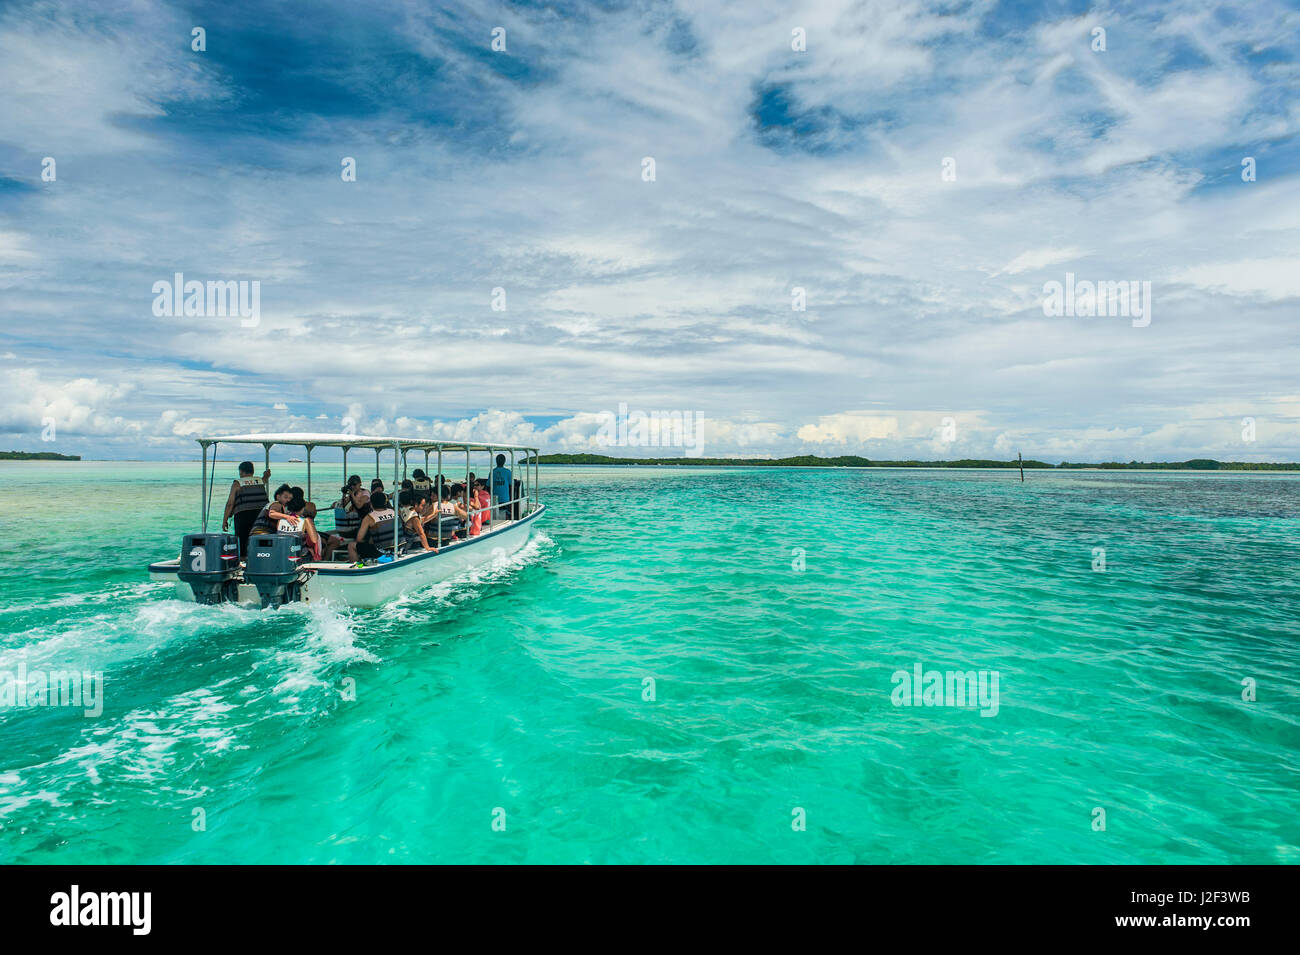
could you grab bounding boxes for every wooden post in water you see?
[1018,452,1024,483]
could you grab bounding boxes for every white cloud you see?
[1167,259,1300,301]
[0,4,229,156]
[0,368,139,438]
[0,0,1297,461]
[996,247,1089,276]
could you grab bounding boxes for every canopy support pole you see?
[206,443,219,531]
[200,442,208,531]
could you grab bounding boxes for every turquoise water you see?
[1,462,1297,864]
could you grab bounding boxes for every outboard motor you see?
[176,533,242,604]
[242,532,308,608]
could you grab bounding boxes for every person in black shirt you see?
[222,461,272,556]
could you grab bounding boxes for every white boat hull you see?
[150,505,545,609]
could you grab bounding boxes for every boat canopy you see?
[198,432,536,453]
[192,432,540,532]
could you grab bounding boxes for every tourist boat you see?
[148,432,545,608]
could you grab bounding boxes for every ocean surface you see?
[0,462,1297,864]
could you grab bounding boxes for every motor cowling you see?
[177,533,242,604]
[242,532,308,607]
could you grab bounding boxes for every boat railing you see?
[319,492,537,565]
[469,492,534,522]
[189,435,542,560]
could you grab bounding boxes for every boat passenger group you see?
[219,456,518,563]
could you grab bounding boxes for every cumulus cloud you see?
[0,369,139,440]
[798,413,900,445]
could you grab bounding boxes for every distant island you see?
[2,449,1293,470]
[0,450,81,461]
[526,453,1300,471]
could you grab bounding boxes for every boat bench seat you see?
[431,516,463,542]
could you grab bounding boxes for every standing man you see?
[490,453,512,521]
[222,461,271,556]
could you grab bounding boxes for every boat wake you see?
[0,533,556,847]
[372,530,557,625]
[0,526,555,860]
[267,601,380,705]
[0,584,371,835]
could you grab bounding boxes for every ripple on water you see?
[0,466,1297,863]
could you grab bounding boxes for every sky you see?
[1,0,1298,461]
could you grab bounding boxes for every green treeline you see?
[0,451,81,460]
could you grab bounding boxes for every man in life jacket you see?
[333,482,368,547]
[411,468,434,505]
[250,484,296,536]
[222,461,272,556]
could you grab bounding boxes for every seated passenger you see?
[250,484,295,535]
[448,483,471,540]
[302,502,345,560]
[351,491,397,562]
[413,489,443,538]
[370,478,385,497]
[333,485,369,544]
[411,469,433,505]
[465,479,488,536]
[278,488,322,560]
[434,485,468,543]
[334,475,363,508]
[471,479,492,534]
[397,489,436,552]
